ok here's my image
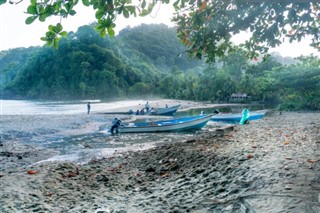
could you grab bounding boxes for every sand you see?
[0,100,320,212]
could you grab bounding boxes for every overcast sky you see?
[1,2,319,58]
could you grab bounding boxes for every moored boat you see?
[119,114,211,133]
[149,104,181,116]
[211,110,267,123]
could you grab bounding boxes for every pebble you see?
[285,186,292,190]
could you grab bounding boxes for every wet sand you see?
[0,100,319,212]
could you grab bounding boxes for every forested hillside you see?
[0,46,40,90]
[118,24,203,71]
[1,24,205,99]
[1,24,319,110]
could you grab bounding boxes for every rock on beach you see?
[0,107,320,212]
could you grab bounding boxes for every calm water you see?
[0,99,145,115]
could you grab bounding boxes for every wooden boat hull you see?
[211,110,267,123]
[119,114,211,133]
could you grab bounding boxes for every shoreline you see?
[1,100,320,212]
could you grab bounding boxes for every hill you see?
[1,24,205,99]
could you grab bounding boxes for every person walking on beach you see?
[87,102,91,114]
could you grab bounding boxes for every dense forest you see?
[1,24,319,110]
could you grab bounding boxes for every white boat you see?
[149,104,181,116]
[119,114,212,133]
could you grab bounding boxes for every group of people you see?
[127,101,156,115]
[110,101,150,134]
[88,101,175,135]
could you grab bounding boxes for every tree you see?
[1,0,319,62]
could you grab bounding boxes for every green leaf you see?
[107,27,115,36]
[56,23,63,32]
[95,10,105,19]
[53,38,60,48]
[118,5,123,14]
[39,14,49,22]
[25,16,37,25]
[0,0,7,5]
[48,25,54,32]
[45,30,55,38]
[123,9,129,18]
[52,26,59,33]
[82,0,90,6]
[59,9,68,17]
[27,5,38,14]
[141,0,146,9]
[126,6,135,14]
[59,31,68,37]
[99,29,106,37]
[147,2,155,12]
[46,39,53,46]
[173,0,179,10]
[95,24,104,30]
[139,9,149,17]
[69,10,76,16]
[65,3,72,12]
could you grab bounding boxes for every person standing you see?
[240,108,250,125]
[145,101,150,112]
[110,118,122,134]
[87,102,91,114]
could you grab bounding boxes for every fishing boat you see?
[149,104,181,116]
[211,110,267,123]
[118,114,212,133]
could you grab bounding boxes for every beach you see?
[0,99,320,212]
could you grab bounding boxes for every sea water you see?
[0,99,144,115]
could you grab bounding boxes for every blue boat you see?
[211,110,267,123]
[119,114,212,133]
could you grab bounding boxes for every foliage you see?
[1,24,202,99]
[1,0,319,62]
[0,47,40,90]
[118,24,205,70]
[1,24,319,110]
[275,56,320,110]
[174,1,320,62]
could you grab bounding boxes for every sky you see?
[0,1,319,58]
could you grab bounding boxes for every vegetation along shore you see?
[1,24,319,111]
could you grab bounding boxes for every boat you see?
[211,110,267,123]
[118,114,212,133]
[149,104,181,116]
